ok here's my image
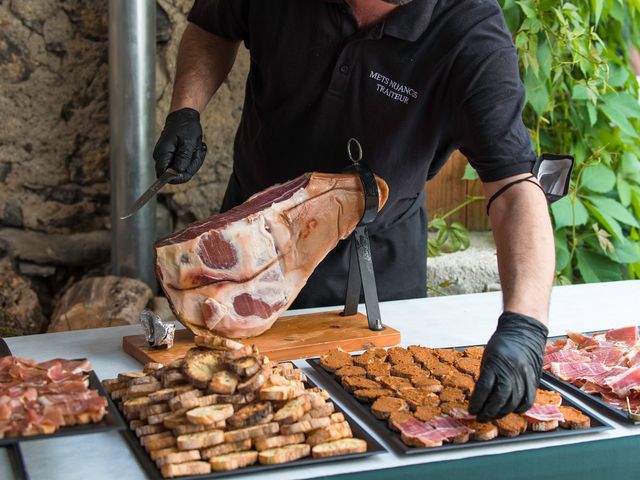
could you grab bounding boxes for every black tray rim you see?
[115,377,388,480]
[305,356,613,456]
[0,368,127,446]
[543,326,640,425]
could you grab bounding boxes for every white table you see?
[2,281,640,480]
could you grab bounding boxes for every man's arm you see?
[483,173,555,324]
[153,24,240,183]
[170,24,241,113]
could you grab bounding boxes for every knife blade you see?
[119,168,180,220]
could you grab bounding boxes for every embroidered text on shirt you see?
[369,70,419,104]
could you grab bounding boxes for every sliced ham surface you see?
[605,326,639,347]
[548,361,610,382]
[524,404,565,422]
[604,366,640,398]
[396,417,447,447]
[426,416,474,439]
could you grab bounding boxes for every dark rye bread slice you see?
[439,387,466,404]
[371,396,409,420]
[387,411,416,432]
[558,406,591,429]
[410,374,443,393]
[319,349,353,372]
[494,413,528,437]
[341,376,381,392]
[366,362,391,379]
[353,388,394,402]
[334,365,367,378]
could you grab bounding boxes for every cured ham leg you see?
[156,172,389,338]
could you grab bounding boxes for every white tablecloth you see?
[2,280,639,480]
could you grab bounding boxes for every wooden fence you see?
[424,151,491,230]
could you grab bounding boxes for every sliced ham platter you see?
[543,325,640,423]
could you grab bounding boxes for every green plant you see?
[427,195,484,257]
[494,0,640,283]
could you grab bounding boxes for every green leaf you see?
[610,239,640,264]
[576,249,623,282]
[580,164,616,193]
[461,163,479,181]
[550,196,589,229]
[517,0,536,18]
[601,93,640,138]
[554,230,570,271]
[608,65,630,88]
[617,175,632,207]
[592,0,604,26]
[585,195,640,227]
[584,201,625,241]
[524,68,550,116]
[537,38,553,78]
[586,103,597,127]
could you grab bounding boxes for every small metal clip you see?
[140,309,175,349]
[347,138,363,165]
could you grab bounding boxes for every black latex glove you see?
[469,311,549,422]
[153,107,207,184]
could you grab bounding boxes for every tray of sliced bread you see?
[306,345,612,455]
[104,335,385,478]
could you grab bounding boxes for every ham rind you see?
[427,416,475,439]
[605,326,639,347]
[604,366,640,398]
[548,361,610,382]
[156,172,389,338]
[524,404,564,422]
[396,417,447,447]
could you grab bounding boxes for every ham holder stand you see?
[123,139,401,364]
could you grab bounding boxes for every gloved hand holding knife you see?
[153,108,208,184]
[469,311,549,422]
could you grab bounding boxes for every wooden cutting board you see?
[122,311,400,364]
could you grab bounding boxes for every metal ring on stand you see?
[347,138,363,164]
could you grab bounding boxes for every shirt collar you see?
[323,0,437,42]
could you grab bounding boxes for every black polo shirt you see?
[187,0,535,306]
[188,0,534,226]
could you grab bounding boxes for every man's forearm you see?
[170,24,240,113]
[484,176,555,324]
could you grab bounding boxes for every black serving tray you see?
[306,357,613,455]
[0,352,127,446]
[115,378,387,480]
[3,443,30,480]
[542,327,640,425]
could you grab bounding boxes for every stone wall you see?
[0,0,248,333]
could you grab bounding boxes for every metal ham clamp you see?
[341,138,384,331]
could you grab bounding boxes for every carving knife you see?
[119,168,180,220]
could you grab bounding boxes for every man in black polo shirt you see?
[153,0,553,421]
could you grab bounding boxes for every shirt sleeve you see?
[452,34,536,182]
[187,0,249,41]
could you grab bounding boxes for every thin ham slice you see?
[447,408,477,422]
[548,361,610,382]
[524,404,565,422]
[604,366,640,398]
[426,416,475,440]
[544,348,591,365]
[605,326,639,347]
[396,417,447,447]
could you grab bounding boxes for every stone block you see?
[0,257,47,335]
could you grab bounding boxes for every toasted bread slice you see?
[168,389,203,411]
[143,361,165,374]
[494,413,528,437]
[468,421,499,441]
[441,372,475,394]
[110,387,127,401]
[163,413,188,429]
[334,366,367,378]
[387,347,414,365]
[228,401,273,429]
[434,348,461,365]
[129,419,143,430]
[527,419,559,432]
[143,434,176,451]
[128,375,158,386]
[439,387,466,404]
[162,371,188,388]
[254,432,305,451]
[300,402,335,421]
[558,406,590,429]
[187,404,234,425]
[280,416,331,434]
[212,392,256,404]
[366,362,391,379]
[160,461,211,478]
[454,357,481,378]
[223,421,279,442]
[176,429,224,450]
[208,370,239,395]
[410,374,443,393]
[534,389,563,407]
[371,396,409,420]
[172,420,224,436]
[306,421,352,446]
[353,388,394,402]
[228,356,261,378]
[311,438,367,458]
[201,439,252,459]
[237,367,270,394]
[259,384,304,401]
[413,405,442,422]
[223,345,256,362]
[195,334,245,351]
[462,346,485,359]
[102,379,126,393]
[122,396,152,418]
[148,385,193,403]
[148,446,177,461]
[341,376,381,393]
[390,364,425,379]
[140,402,170,421]
[330,412,345,423]
[378,375,413,391]
[118,372,147,382]
[273,395,312,425]
[258,444,310,465]
[155,449,201,467]
[319,348,353,372]
[182,351,224,388]
[209,451,259,472]
[136,424,165,437]
[387,411,416,432]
